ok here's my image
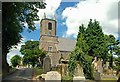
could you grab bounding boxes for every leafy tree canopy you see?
[2,2,46,74]
[20,40,47,67]
[68,19,120,79]
[85,19,105,57]
[68,24,93,79]
[3,2,46,52]
[11,55,21,67]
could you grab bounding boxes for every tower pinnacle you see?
[43,12,46,19]
[53,13,56,20]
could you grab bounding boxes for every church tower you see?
[39,13,60,66]
[40,13,56,36]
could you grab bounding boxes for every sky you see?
[7,0,120,65]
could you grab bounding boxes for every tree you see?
[85,19,105,58]
[68,19,120,79]
[11,55,22,67]
[68,23,93,79]
[107,35,116,68]
[20,40,47,67]
[111,40,120,69]
[114,45,120,57]
[2,2,46,74]
[68,47,93,79]
[77,24,86,41]
[104,34,119,68]
[76,24,89,54]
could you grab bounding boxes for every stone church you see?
[39,14,76,66]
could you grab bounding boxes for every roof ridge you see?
[58,37,76,41]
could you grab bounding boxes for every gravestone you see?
[106,62,109,69]
[45,71,61,82]
[97,59,103,74]
[74,64,84,76]
[92,57,98,71]
[94,71,101,81]
[43,55,51,73]
[92,57,103,75]
[73,64,85,82]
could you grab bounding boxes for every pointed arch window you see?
[48,22,52,30]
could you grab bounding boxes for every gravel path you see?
[2,68,34,82]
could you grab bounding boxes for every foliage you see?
[76,36,89,54]
[77,24,86,41]
[2,2,46,74]
[84,19,119,67]
[68,47,94,79]
[113,42,120,57]
[10,55,21,67]
[2,2,46,52]
[85,19,105,58]
[68,50,77,76]
[34,67,43,75]
[68,19,120,79]
[113,57,120,71]
[62,74,73,82]
[68,26,94,79]
[112,40,120,69]
[105,35,120,68]
[20,40,47,67]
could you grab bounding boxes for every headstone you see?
[103,62,109,70]
[113,61,116,67]
[94,71,101,81]
[106,62,109,69]
[92,57,103,74]
[45,71,61,82]
[92,57,98,71]
[97,59,103,74]
[73,76,85,82]
[74,64,84,77]
[43,55,51,73]
[73,64,85,82]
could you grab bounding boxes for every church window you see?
[48,46,52,51]
[48,22,52,30]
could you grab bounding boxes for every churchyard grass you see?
[34,67,43,75]
[9,67,16,72]
[101,77,117,80]
[61,74,73,81]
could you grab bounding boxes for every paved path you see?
[2,68,34,82]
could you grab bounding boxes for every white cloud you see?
[62,22,66,26]
[7,38,25,65]
[34,0,62,27]
[30,39,34,41]
[62,0,119,38]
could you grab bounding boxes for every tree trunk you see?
[2,50,9,77]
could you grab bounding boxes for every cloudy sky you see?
[7,0,120,65]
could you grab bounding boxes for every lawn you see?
[34,67,43,76]
[101,77,117,80]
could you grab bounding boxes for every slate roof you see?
[56,37,77,51]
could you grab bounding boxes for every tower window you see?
[48,22,52,30]
[48,46,52,51]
